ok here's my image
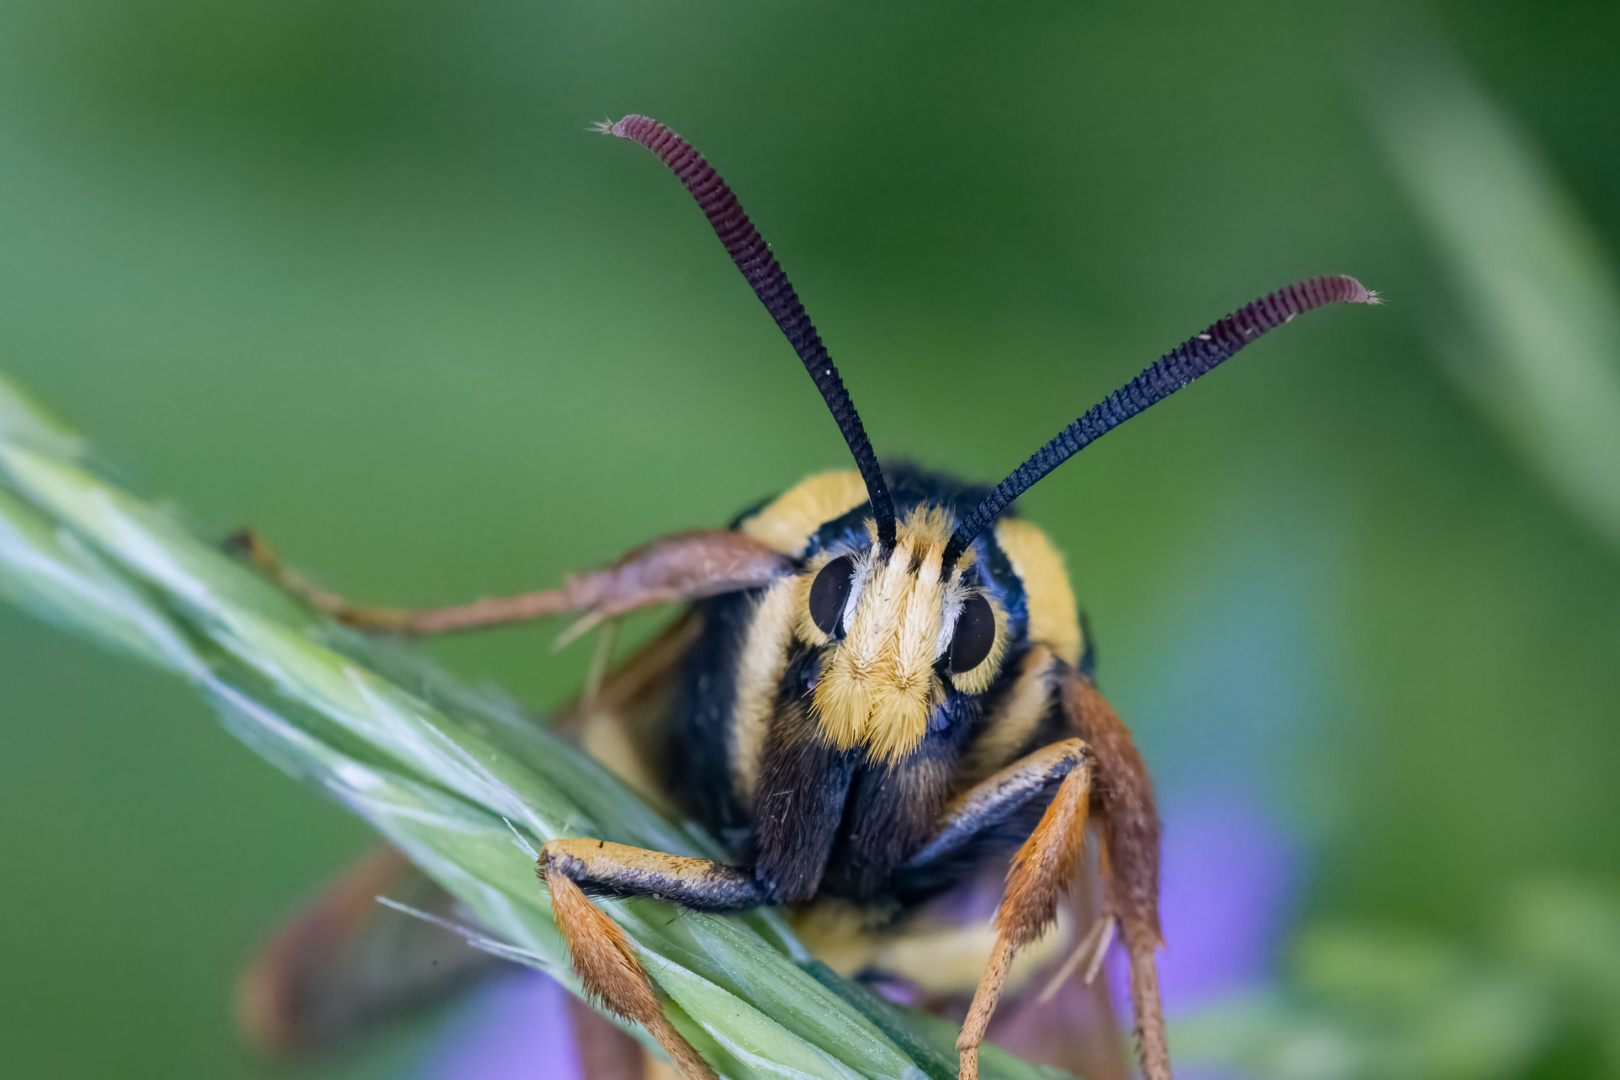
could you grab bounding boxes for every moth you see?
[233,115,1375,1080]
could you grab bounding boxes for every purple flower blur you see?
[419,968,582,1080]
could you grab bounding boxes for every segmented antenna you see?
[600,115,899,552]
[943,275,1378,565]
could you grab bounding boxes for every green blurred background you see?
[2,1,1617,1077]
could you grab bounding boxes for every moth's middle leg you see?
[538,839,767,1080]
[904,739,1094,1080]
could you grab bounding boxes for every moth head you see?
[797,508,1006,764]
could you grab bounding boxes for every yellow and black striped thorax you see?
[664,464,1087,903]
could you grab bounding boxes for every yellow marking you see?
[544,839,726,885]
[790,897,1072,997]
[788,901,887,977]
[728,577,799,808]
[900,504,955,547]
[739,470,869,557]
[994,519,1082,667]
[958,646,1056,787]
[879,907,1071,996]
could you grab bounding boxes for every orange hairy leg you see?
[538,839,769,1080]
[1058,666,1169,1080]
[226,528,790,635]
[543,871,714,1080]
[940,740,1094,1080]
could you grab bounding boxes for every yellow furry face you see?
[802,508,1007,764]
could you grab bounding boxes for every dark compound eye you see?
[808,555,856,635]
[949,593,996,673]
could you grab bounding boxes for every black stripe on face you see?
[905,544,927,576]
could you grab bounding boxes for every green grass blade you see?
[0,373,1076,1080]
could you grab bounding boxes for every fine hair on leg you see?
[543,869,715,1080]
[955,744,1093,1080]
[1058,665,1171,1080]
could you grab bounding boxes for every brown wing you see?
[238,846,497,1055]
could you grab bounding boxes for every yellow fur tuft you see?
[810,507,1006,763]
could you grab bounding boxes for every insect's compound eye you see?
[949,593,996,673]
[808,555,856,636]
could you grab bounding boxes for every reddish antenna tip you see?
[595,115,647,139]
[1336,276,1380,306]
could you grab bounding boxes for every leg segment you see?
[906,739,1089,870]
[538,840,769,1080]
[1058,665,1170,1080]
[900,738,1094,1080]
[226,528,791,636]
[541,839,767,911]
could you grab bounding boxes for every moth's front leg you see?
[537,839,768,1080]
[226,528,790,635]
[903,739,1096,1080]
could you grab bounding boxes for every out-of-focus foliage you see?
[1165,54,1620,1080]
[1373,52,1620,549]
[1176,878,1620,1080]
[1,1,1617,1078]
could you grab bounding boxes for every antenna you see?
[943,275,1379,565]
[601,115,899,551]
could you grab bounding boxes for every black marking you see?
[949,593,996,673]
[821,691,980,900]
[752,665,859,903]
[905,545,926,576]
[809,555,855,635]
[547,850,766,913]
[666,591,757,845]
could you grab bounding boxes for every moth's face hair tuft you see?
[803,507,1005,764]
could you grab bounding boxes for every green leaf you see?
[0,371,1076,1080]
